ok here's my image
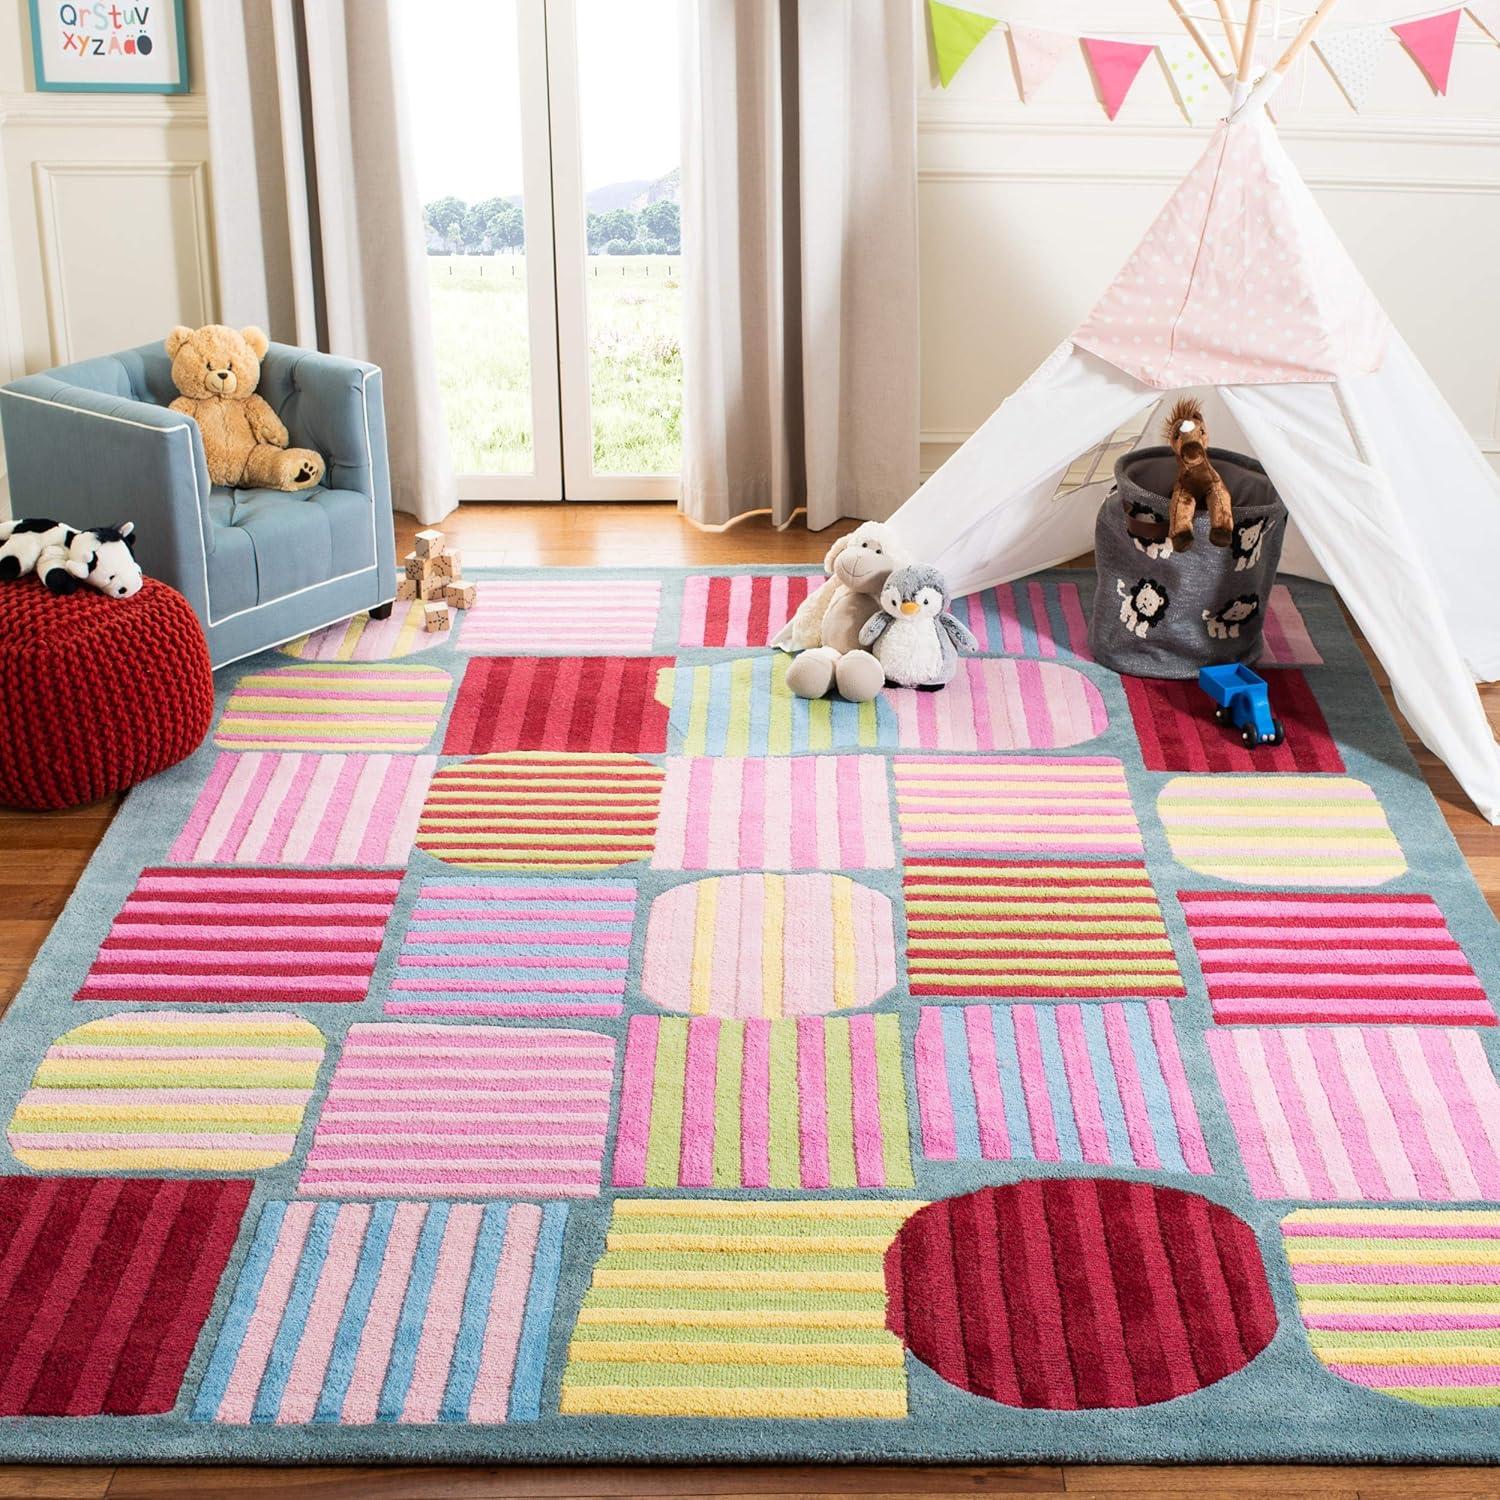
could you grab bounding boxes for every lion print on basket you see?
[1117,578,1169,638]
[1203,594,1261,640]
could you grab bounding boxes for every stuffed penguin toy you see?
[0,518,143,598]
[858,563,978,689]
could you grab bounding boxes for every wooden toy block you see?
[395,577,418,602]
[423,602,451,633]
[445,579,476,609]
[414,528,448,559]
[404,551,454,586]
[417,573,449,601]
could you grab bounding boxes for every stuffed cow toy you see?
[0,518,143,597]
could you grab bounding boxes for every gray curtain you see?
[679,0,920,530]
[200,0,454,523]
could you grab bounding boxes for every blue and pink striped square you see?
[914,1002,1212,1175]
[192,1199,566,1424]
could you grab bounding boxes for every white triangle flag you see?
[1314,25,1391,110]
[1006,24,1072,100]
[1157,36,1233,124]
[1467,1,1500,41]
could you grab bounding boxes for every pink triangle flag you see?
[1081,38,1156,121]
[1008,24,1072,100]
[1392,8,1463,93]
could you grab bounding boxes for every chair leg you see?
[369,600,394,620]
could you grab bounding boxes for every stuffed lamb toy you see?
[858,563,977,688]
[0,518,143,598]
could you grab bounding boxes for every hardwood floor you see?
[2,502,1497,1500]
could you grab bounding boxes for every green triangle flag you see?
[928,1,998,87]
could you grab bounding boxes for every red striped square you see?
[443,657,673,754]
[1125,670,1343,773]
[75,868,402,1005]
[0,1177,250,1415]
[1181,890,1492,1025]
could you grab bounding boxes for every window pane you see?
[400,0,534,475]
[575,0,683,477]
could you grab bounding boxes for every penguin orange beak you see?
[899,601,920,615]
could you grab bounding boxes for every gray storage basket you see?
[1087,445,1288,680]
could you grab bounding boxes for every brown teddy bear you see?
[166,324,325,491]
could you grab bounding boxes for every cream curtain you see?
[679,0,920,530]
[199,0,454,524]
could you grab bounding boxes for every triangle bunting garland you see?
[1081,37,1156,121]
[928,1,998,88]
[1314,25,1391,110]
[1393,8,1464,93]
[924,2,1492,109]
[1007,24,1072,100]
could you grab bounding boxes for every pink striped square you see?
[171,753,437,866]
[299,1023,617,1198]
[1208,1025,1500,1201]
[653,756,894,870]
[74,869,401,1005]
[457,579,661,653]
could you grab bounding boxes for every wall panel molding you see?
[32,160,214,366]
[0,91,208,128]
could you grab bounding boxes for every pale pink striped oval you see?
[888,659,1108,750]
[642,873,896,1017]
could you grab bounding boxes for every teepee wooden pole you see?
[1167,0,1233,79]
[1236,0,1263,81]
[1214,0,1244,67]
[1272,0,1342,75]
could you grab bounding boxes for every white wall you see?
[0,0,215,498]
[917,0,1500,477]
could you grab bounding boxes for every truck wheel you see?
[1269,720,1285,747]
[1214,706,1232,725]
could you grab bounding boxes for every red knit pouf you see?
[0,575,213,811]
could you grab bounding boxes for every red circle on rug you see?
[885,1178,1276,1409]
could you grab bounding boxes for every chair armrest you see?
[262,344,396,587]
[0,375,217,615]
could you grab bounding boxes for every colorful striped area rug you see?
[1,565,1498,1465]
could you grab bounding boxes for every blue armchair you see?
[0,339,397,667]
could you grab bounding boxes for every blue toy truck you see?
[1198,663,1284,748]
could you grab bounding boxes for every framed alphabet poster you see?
[28,0,190,93]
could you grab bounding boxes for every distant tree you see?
[586,212,609,252]
[602,238,634,256]
[637,237,668,255]
[640,199,679,250]
[477,197,524,252]
[460,204,491,253]
[598,207,637,245]
[425,195,467,248]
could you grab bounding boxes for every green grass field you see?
[426,254,682,478]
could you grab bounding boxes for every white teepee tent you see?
[887,5,1500,822]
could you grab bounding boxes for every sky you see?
[398,0,681,207]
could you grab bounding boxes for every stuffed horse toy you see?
[1165,398,1234,551]
[0,518,143,597]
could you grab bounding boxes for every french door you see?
[401,0,683,501]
